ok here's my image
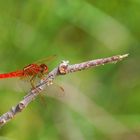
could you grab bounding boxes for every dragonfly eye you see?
[40,64,48,73]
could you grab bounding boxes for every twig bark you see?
[0,54,128,127]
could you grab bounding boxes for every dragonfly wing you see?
[42,83,65,98]
[34,55,57,65]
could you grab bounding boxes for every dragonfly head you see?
[40,64,48,74]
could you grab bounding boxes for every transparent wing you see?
[42,83,65,98]
[34,55,57,65]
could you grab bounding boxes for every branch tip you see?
[119,54,129,59]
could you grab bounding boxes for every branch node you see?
[58,60,69,74]
[0,119,6,125]
[15,102,25,112]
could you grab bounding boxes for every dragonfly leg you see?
[30,75,36,89]
[38,72,44,79]
[39,94,48,108]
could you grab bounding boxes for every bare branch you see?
[0,54,129,127]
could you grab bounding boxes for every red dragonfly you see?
[0,55,56,88]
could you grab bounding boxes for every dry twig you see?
[0,54,128,127]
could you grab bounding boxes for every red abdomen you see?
[0,70,23,78]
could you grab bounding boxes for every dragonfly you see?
[0,55,56,89]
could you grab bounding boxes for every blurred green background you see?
[0,0,140,140]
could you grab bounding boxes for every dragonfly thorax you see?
[39,64,48,74]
